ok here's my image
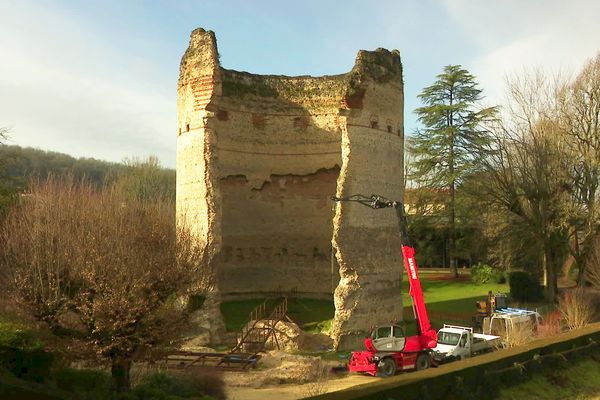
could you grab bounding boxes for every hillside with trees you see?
[0,144,175,216]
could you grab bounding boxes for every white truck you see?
[432,324,500,364]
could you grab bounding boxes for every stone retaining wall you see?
[311,323,600,399]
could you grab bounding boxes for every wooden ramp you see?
[231,296,290,354]
[163,296,289,372]
[163,351,260,371]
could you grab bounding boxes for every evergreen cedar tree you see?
[409,65,497,277]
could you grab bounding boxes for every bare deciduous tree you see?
[0,127,15,218]
[0,126,8,143]
[0,176,207,392]
[586,237,600,289]
[116,155,176,203]
[477,71,571,302]
[557,53,600,286]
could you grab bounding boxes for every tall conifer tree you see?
[410,65,497,277]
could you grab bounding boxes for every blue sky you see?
[1,0,599,167]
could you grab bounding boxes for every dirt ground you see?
[214,325,375,400]
[225,373,375,400]
[223,356,375,400]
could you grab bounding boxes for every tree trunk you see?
[448,95,458,279]
[577,257,587,287]
[572,229,587,287]
[448,222,457,277]
[448,183,458,278]
[544,245,557,302]
[111,355,132,393]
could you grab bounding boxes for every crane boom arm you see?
[390,204,432,337]
[332,194,436,346]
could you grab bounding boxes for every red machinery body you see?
[335,195,437,377]
[349,349,422,375]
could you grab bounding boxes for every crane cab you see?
[368,325,406,352]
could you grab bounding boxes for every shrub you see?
[504,319,535,348]
[0,321,41,349]
[186,294,206,313]
[126,370,225,400]
[0,320,52,383]
[53,367,111,398]
[537,310,563,338]
[303,359,330,397]
[508,271,544,302]
[558,288,596,330]
[471,264,505,284]
[0,345,54,383]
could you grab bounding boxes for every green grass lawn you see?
[220,275,513,334]
[220,298,267,332]
[287,298,335,333]
[404,277,508,312]
[496,357,600,400]
[402,276,509,330]
[0,315,41,349]
[220,297,335,333]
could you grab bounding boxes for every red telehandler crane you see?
[332,194,437,377]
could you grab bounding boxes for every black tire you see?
[416,353,431,371]
[377,358,397,377]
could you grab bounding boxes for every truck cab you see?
[434,326,473,361]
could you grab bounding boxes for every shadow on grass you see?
[402,295,481,335]
[220,297,335,333]
[220,298,266,332]
[220,278,521,335]
[287,298,335,333]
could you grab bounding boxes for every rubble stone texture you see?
[177,28,404,349]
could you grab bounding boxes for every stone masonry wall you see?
[212,69,344,298]
[177,28,404,349]
[331,50,405,349]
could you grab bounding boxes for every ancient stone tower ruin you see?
[177,28,405,350]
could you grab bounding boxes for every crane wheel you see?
[377,358,397,377]
[416,354,431,371]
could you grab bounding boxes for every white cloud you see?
[0,1,176,166]
[2,0,599,168]
[442,0,600,104]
